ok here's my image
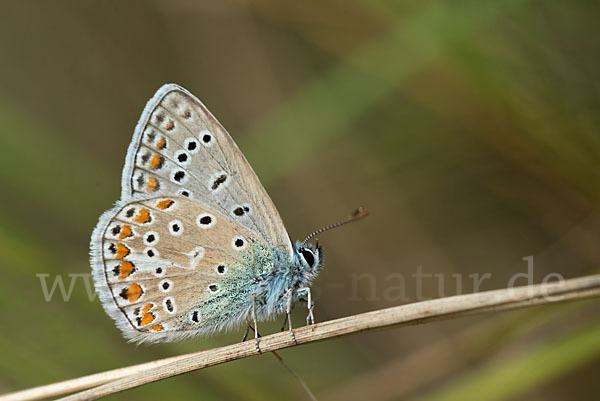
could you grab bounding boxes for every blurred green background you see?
[1,1,599,400]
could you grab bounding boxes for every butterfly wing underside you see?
[120,84,293,259]
[91,196,274,343]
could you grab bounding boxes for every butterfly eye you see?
[300,248,315,268]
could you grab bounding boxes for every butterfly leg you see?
[243,321,263,341]
[298,287,315,328]
[307,301,315,328]
[251,293,262,354]
[286,288,297,345]
[280,314,288,332]
[241,321,251,342]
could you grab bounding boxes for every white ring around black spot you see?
[163,297,176,314]
[208,170,229,193]
[159,279,173,293]
[215,264,227,274]
[208,283,219,293]
[168,220,184,236]
[184,137,200,154]
[199,129,215,147]
[231,204,252,218]
[143,231,159,246]
[144,247,159,258]
[174,150,191,166]
[171,169,188,185]
[177,188,192,198]
[231,235,247,251]
[154,267,166,277]
[196,213,216,229]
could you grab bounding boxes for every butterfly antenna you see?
[302,207,369,245]
[271,351,319,401]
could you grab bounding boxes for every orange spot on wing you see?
[115,243,130,259]
[141,312,155,326]
[118,261,135,279]
[118,225,132,239]
[165,120,174,130]
[127,283,143,302]
[146,177,158,192]
[141,303,153,313]
[156,199,174,210]
[156,137,166,150]
[149,324,164,332]
[134,208,151,224]
[149,154,162,170]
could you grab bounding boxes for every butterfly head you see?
[292,207,369,279]
[294,240,324,276]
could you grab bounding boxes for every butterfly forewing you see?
[91,196,275,343]
[121,84,293,260]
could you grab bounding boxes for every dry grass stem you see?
[2,274,599,401]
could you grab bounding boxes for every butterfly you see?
[90,84,366,346]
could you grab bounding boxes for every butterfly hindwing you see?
[90,196,275,343]
[121,84,293,260]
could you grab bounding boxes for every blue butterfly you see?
[90,84,366,348]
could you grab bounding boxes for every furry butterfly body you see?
[91,84,322,343]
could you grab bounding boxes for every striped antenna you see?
[302,207,369,244]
